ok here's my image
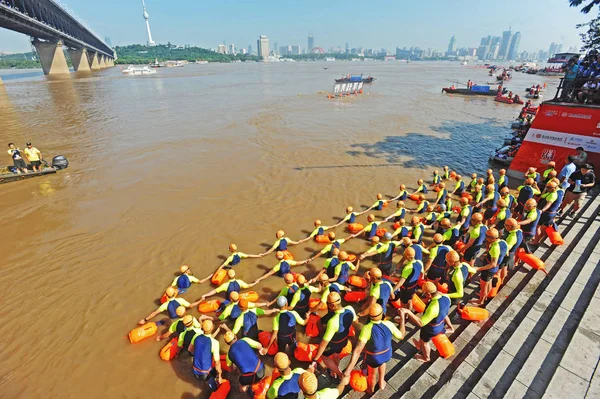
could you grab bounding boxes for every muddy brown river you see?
[0,62,554,398]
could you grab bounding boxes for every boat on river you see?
[122,66,156,75]
[0,156,69,184]
[335,75,375,83]
[442,87,502,96]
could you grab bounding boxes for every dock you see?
[342,191,600,398]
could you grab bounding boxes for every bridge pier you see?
[68,49,91,72]
[32,39,70,75]
[98,55,107,69]
[88,52,101,70]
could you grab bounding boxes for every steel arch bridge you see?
[310,47,325,54]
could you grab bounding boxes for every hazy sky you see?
[0,0,590,54]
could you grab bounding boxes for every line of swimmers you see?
[132,163,567,397]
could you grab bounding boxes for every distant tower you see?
[447,35,456,55]
[308,33,314,52]
[141,0,156,46]
[257,35,269,59]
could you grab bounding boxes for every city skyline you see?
[0,0,586,54]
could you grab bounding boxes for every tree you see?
[577,16,600,50]
[570,0,600,13]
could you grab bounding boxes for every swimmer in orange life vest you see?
[331,206,361,228]
[298,219,333,243]
[260,230,301,257]
[351,214,383,240]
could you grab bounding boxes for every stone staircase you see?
[342,192,600,399]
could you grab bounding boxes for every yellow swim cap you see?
[299,372,318,395]
[274,352,291,370]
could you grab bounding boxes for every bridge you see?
[0,0,115,75]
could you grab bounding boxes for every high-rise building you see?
[447,35,456,54]
[241,48,247,55]
[548,42,558,56]
[507,32,521,60]
[257,35,269,59]
[228,44,235,55]
[308,33,314,52]
[217,44,227,54]
[291,45,300,55]
[248,45,253,55]
[141,0,156,46]
[498,29,513,59]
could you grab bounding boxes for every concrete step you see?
[340,193,600,399]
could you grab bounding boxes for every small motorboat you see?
[122,66,157,75]
[525,93,543,99]
[442,87,501,96]
[489,145,517,165]
[335,75,375,83]
[0,156,69,184]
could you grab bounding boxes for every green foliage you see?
[0,59,41,69]
[569,0,600,14]
[576,13,600,50]
[113,44,259,64]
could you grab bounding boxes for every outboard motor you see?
[52,155,69,170]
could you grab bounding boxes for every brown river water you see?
[0,62,555,398]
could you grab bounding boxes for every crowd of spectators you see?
[560,50,600,104]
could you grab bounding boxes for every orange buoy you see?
[348,275,368,289]
[545,226,564,246]
[251,369,280,399]
[455,241,466,252]
[517,248,547,274]
[393,221,401,230]
[409,194,420,201]
[211,269,227,286]
[309,298,328,310]
[376,228,387,237]
[315,235,331,244]
[198,299,221,313]
[306,313,321,337]
[160,293,168,304]
[488,272,502,298]
[347,253,357,262]
[432,334,455,358]
[128,322,158,343]
[452,206,461,213]
[350,370,368,392]
[209,380,231,399]
[412,294,426,313]
[436,282,449,294]
[449,171,457,179]
[391,299,401,309]
[282,250,294,260]
[461,192,473,202]
[347,223,364,234]
[240,291,259,302]
[220,354,231,372]
[383,274,400,283]
[458,305,489,321]
[416,276,426,288]
[258,331,278,355]
[344,291,367,303]
[433,186,441,192]
[159,337,180,361]
[382,201,388,208]
[294,341,319,362]
[340,340,353,359]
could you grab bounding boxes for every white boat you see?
[325,57,336,62]
[196,60,209,64]
[122,66,156,75]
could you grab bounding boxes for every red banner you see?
[508,103,600,179]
